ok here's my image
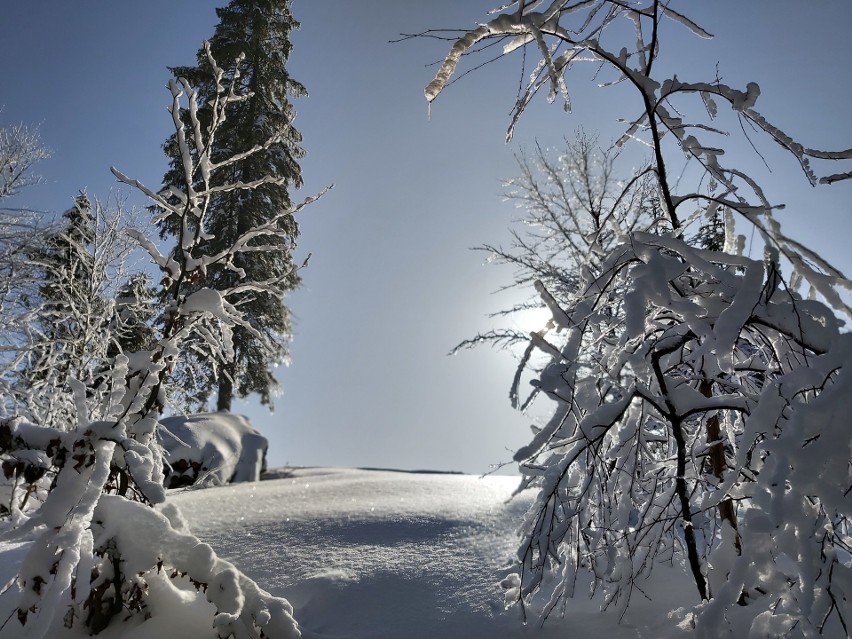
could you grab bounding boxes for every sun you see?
[513,305,553,336]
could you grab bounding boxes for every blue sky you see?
[1,2,850,473]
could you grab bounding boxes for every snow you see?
[181,288,230,320]
[158,412,268,488]
[1,466,847,637]
[171,467,696,639]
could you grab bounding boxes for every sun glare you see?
[513,306,553,335]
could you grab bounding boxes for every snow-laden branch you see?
[1,46,312,638]
[423,3,852,632]
[508,231,852,631]
[424,1,852,232]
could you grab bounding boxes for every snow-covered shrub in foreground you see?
[0,45,319,637]
[0,418,55,524]
[159,412,268,488]
[509,236,852,635]
[426,1,852,636]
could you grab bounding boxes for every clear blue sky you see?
[1,2,849,473]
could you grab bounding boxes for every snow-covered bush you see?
[0,417,55,524]
[159,412,268,488]
[426,2,852,635]
[0,45,319,637]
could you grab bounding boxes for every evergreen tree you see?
[109,273,157,357]
[21,192,107,426]
[157,0,306,412]
[39,192,96,305]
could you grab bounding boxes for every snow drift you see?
[158,412,268,488]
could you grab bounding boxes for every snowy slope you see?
[0,467,720,638]
[170,468,699,639]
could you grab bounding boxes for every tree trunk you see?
[217,363,234,412]
[700,379,741,553]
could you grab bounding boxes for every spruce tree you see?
[21,192,104,426]
[158,0,305,411]
[109,273,156,357]
[40,193,96,313]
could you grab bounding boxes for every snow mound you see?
[170,467,703,639]
[158,412,267,488]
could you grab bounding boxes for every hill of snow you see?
[0,467,763,638]
[171,467,702,639]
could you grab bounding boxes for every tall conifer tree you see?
[21,193,104,425]
[158,0,305,411]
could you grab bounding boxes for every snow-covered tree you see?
[0,123,50,403]
[454,132,660,412]
[0,47,316,637]
[2,194,144,434]
[108,273,157,358]
[426,2,852,635]
[0,127,150,433]
[18,194,103,424]
[0,123,49,203]
[157,0,306,412]
[496,133,660,309]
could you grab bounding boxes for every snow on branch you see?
[425,2,852,634]
[0,123,50,202]
[0,45,313,638]
[509,232,851,630]
[424,1,852,217]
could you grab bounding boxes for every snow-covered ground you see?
[0,467,726,638]
[171,467,700,639]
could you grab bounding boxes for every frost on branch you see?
[0,123,50,201]
[0,46,312,638]
[426,2,852,636]
[450,132,661,412]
